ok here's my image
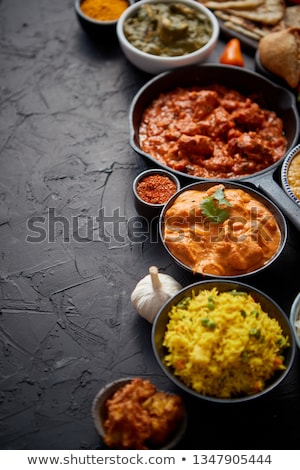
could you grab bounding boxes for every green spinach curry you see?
[123,2,213,56]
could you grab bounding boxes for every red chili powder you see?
[136,174,177,204]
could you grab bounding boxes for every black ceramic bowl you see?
[129,65,300,231]
[152,280,296,403]
[133,168,180,221]
[91,377,187,449]
[130,64,299,182]
[254,50,289,88]
[159,180,287,279]
[74,0,135,39]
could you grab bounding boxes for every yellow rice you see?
[163,288,289,398]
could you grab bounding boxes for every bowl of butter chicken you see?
[159,181,287,278]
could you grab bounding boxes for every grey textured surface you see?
[0,0,299,450]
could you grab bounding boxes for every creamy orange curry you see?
[163,184,281,276]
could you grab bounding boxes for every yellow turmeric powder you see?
[80,0,129,22]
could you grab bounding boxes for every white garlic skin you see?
[131,267,182,324]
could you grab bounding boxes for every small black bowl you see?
[91,377,188,449]
[74,0,134,40]
[133,168,180,221]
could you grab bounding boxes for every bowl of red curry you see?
[129,64,300,230]
[133,168,180,221]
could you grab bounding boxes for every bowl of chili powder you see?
[133,168,180,221]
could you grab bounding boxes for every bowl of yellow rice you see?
[152,280,296,403]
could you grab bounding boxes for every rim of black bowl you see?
[133,168,181,207]
[152,279,296,404]
[290,292,300,349]
[75,0,135,25]
[281,144,300,206]
[158,180,287,279]
[129,64,299,183]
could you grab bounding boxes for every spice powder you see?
[137,174,177,204]
[80,0,129,21]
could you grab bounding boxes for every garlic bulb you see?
[131,266,182,323]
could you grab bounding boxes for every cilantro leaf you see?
[213,188,232,207]
[200,188,232,224]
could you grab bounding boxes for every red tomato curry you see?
[139,85,287,178]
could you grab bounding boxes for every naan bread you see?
[284,5,300,28]
[204,0,264,9]
[215,10,284,39]
[222,21,261,39]
[226,0,285,25]
[258,27,300,88]
[200,0,294,42]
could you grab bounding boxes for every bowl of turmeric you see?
[74,0,135,38]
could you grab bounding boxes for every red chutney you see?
[137,174,177,204]
[139,85,287,179]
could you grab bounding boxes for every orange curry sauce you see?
[139,85,287,178]
[163,184,281,276]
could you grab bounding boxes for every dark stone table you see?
[0,0,299,450]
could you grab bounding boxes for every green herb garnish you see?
[200,188,232,224]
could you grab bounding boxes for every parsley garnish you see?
[200,188,232,224]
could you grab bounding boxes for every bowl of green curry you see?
[116,0,219,74]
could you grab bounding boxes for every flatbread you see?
[215,9,284,40]
[284,5,300,28]
[222,20,262,39]
[226,0,285,26]
[204,0,264,9]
